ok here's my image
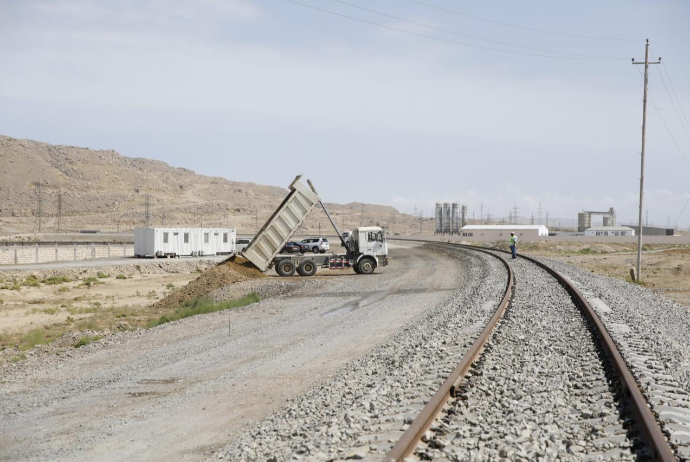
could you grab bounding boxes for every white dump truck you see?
[242,176,388,276]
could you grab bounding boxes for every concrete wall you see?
[0,243,134,266]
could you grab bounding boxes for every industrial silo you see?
[461,204,468,227]
[435,203,442,234]
[442,203,451,234]
[603,216,617,227]
[451,202,459,234]
[578,212,591,232]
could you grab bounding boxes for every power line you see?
[330,0,629,59]
[635,66,690,169]
[404,0,639,42]
[284,0,629,60]
[649,49,690,142]
[654,50,690,134]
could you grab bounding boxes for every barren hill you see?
[0,135,426,235]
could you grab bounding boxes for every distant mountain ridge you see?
[0,135,419,235]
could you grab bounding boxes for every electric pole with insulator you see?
[632,39,661,282]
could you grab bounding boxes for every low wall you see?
[0,243,134,266]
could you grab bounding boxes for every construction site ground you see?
[0,243,465,461]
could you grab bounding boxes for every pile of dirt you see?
[152,256,265,312]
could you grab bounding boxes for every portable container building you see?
[459,225,549,241]
[134,227,236,257]
[584,226,634,237]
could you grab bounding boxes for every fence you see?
[0,242,134,266]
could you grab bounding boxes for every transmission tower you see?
[537,202,543,225]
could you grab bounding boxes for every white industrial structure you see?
[584,226,635,237]
[135,227,236,258]
[435,201,466,234]
[459,225,549,241]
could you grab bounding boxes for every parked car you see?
[299,237,330,254]
[281,241,301,253]
[236,238,251,253]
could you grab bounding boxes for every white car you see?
[299,237,330,254]
[236,238,251,253]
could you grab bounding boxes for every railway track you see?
[220,240,688,460]
[385,242,676,461]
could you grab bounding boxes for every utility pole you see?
[57,191,63,233]
[36,180,43,233]
[511,204,519,225]
[545,211,549,228]
[537,202,543,226]
[144,191,151,227]
[632,39,661,281]
[360,202,364,227]
[531,213,535,225]
[480,203,483,222]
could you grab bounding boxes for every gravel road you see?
[0,245,464,461]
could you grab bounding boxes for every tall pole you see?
[57,192,62,233]
[632,39,661,282]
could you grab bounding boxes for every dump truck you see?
[241,176,388,276]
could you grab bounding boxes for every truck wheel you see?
[357,258,376,275]
[298,260,317,277]
[353,265,361,274]
[312,246,319,254]
[276,260,295,277]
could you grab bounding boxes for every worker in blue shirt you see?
[510,232,517,259]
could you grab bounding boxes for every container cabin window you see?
[204,233,209,244]
[163,233,169,244]
[223,233,228,243]
[184,233,189,244]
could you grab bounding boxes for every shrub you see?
[165,283,175,289]
[20,329,51,349]
[22,276,41,287]
[11,353,27,363]
[0,299,3,305]
[74,335,103,348]
[96,272,109,279]
[58,286,70,292]
[81,277,104,287]
[43,276,71,285]
[115,274,127,280]
[146,292,261,328]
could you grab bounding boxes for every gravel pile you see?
[536,256,690,460]
[422,254,645,460]
[215,245,506,460]
[152,256,265,311]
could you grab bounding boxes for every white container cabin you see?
[134,227,236,258]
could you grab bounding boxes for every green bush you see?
[146,292,261,328]
[74,335,104,348]
[115,274,127,280]
[96,272,109,279]
[22,276,41,287]
[81,277,104,287]
[165,283,175,289]
[58,286,70,292]
[20,329,51,349]
[43,276,71,285]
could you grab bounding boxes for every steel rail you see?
[385,239,675,461]
[384,243,514,461]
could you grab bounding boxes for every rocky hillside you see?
[0,135,427,235]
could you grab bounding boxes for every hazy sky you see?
[1,0,689,227]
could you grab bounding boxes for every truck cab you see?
[348,226,388,273]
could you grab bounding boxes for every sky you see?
[1,0,690,228]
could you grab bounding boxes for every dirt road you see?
[0,245,465,461]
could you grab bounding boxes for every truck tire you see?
[297,260,317,277]
[353,265,361,274]
[357,257,376,275]
[312,246,319,254]
[276,260,295,277]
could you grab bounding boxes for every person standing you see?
[510,232,517,259]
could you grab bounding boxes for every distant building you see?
[460,225,549,241]
[584,226,635,237]
[621,224,674,236]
